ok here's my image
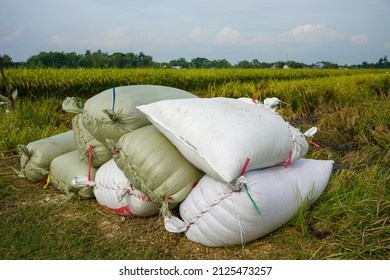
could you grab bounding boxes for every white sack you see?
[72,114,112,168]
[137,97,310,184]
[74,159,161,217]
[170,158,333,247]
[18,131,77,182]
[50,150,97,198]
[108,125,204,216]
[80,85,197,144]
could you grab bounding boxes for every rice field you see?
[0,68,389,260]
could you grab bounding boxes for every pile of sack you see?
[18,85,333,247]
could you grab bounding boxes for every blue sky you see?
[1,0,389,65]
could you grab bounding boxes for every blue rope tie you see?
[112,87,116,112]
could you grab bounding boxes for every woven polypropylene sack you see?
[109,125,204,215]
[72,114,112,168]
[81,85,197,144]
[50,150,97,198]
[18,131,77,182]
[171,159,333,247]
[92,159,161,217]
[137,97,309,184]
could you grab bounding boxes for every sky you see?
[1,0,389,65]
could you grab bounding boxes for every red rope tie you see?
[284,150,293,169]
[112,148,122,156]
[241,157,250,176]
[36,178,47,187]
[306,138,320,148]
[36,169,50,188]
[191,180,199,188]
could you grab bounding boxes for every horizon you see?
[3,49,388,67]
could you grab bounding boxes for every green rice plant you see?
[206,81,258,98]
[5,68,388,100]
[0,98,71,151]
[282,159,389,260]
[1,68,389,260]
[308,166,390,259]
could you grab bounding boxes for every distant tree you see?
[169,57,190,68]
[65,52,80,67]
[258,61,273,68]
[0,54,13,67]
[77,50,93,67]
[26,51,69,68]
[214,59,232,68]
[21,49,390,69]
[125,52,138,68]
[191,57,210,68]
[361,61,374,69]
[91,49,110,68]
[251,59,260,68]
[236,60,252,68]
[313,61,338,69]
[50,52,68,67]
[375,56,389,68]
[136,52,153,68]
[109,52,127,68]
[271,61,285,69]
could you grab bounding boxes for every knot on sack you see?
[263,97,281,111]
[159,200,172,218]
[102,87,120,124]
[62,97,83,114]
[105,139,117,152]
[17,144,31,158]
[303,127,318,137]
[234,158,263,217]
[103,109,120,124]
[71,176,96,188]
[234,175,246,191]
[304,127,320,148]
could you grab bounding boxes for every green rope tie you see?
[243,182,262,217]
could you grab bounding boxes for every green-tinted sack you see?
[72,114,112,168]
[50,150,97,198]
[108,125,204,216]
[81,85,197,144]
[18,131,76,182]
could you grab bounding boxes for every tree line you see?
[0,50,389,69]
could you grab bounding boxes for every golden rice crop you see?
[5,68,388,100]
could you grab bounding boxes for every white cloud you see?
[249,34,275,45]
[186,27,210,43]
[48,27,135,50]
[74,27,138,49]
[214,27,240,45]
[50,34,68,46]
[281,24,342,43]
[350,33,368,44]
[0,27,22,44]
[385,42,390,49]
[104,27,130,46]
